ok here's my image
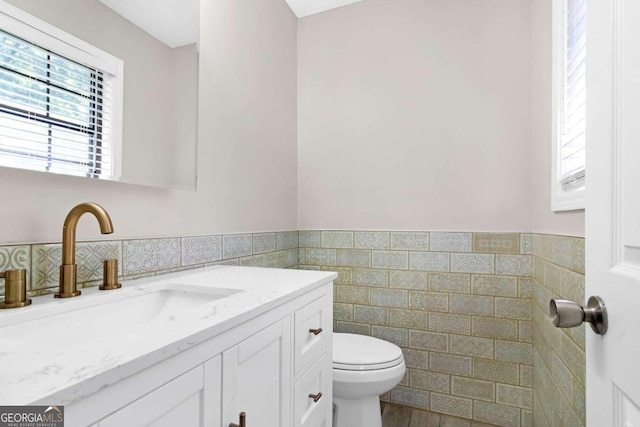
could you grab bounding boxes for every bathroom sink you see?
[0,284,241,349]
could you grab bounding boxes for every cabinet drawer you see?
[294,355,330,427]
[294,294,331,374]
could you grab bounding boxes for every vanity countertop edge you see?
[0,266,338,406]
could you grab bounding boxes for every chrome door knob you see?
[549,296,608,335]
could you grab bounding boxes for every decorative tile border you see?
[430,232,472,253]
[222,234,253,259]
[0,231,299,298]
[123,238,181,276]
[321,231,354,249]
[276,231,298,250]
[253,233,276,254]
[391,232,429,251]
[355,231,390,250]
[32,241,122,291]
[181,235,223,266]
[0,246,30,295]
[473,233,521,254]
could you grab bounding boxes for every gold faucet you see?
[56,203,114,298]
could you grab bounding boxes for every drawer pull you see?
[308,392,323,403]
[229,412,246,427]
[309,328,323,336]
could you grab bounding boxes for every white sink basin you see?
[0,283,241,349]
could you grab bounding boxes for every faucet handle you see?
[0,269,31,309]
[100,259,121,290]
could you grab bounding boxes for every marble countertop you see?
[0,266,337,406]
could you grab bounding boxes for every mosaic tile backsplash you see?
[299,231,535,427]
[0,231,299,297]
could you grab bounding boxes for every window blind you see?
[560,0,586,192]
[0,29,114,179]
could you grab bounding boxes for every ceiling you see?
[97,0,364,49]
[98,0,199,48]
[284,0,365,18]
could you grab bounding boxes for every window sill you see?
[551,190,585,212]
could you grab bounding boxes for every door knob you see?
[549,296,608,335]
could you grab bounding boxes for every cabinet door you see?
[94,355,221,427]
[223,318,292,427]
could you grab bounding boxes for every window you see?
[0,3,122,180]
[552,0,586,211]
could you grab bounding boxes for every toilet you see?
[332,333,406,427]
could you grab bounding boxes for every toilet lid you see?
[333,333,404,371]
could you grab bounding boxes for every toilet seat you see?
[333,333,404,371]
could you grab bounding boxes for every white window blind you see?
[560,0,586,192]
[0,29,115,179]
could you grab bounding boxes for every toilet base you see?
[333,395,382,427]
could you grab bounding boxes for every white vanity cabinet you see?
[293,294,333,427]
[69,282,333,427]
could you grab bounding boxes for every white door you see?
[587,0,640,425]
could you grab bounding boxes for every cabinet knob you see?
[309,327,323,336]
[308,392,323,403]
[229,412,246,427]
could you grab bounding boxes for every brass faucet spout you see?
[57,203,113,298]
